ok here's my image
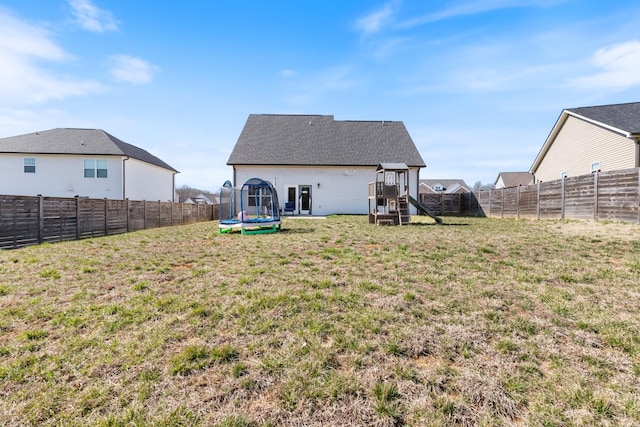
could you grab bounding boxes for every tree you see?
[473,181,494,192]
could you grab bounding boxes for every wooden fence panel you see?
[503,188,519,218]
[0,196,39,249]
[489,189,504,217]
[107,200,128,235]
[128,201,145,232]
[145,201,160,229]
[538,180,563,219]
[596,168,639,222]
[518,185,538,218]
[564,175,595,220]
[42,197,77,243]
[79,198,107,238]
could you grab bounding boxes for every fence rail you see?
[468,167,640,223]
[1,195,217,249]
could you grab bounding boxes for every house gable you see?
[494,172,534,189]
[530,102,640,182]
[419,179,470,194]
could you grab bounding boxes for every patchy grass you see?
[1,215,640,426]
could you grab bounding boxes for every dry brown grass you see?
[1,215,640,426]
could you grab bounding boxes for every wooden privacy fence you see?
[419,193,470,215]
[469,168,640,223]
[0,195,218,249]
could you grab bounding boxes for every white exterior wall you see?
[534,116,637,182]
[124,158,176,201]
[0,153,123,198]
[233,165,421,215]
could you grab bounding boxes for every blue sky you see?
[2,0,640,191]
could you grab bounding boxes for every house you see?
[0,128,178,201]
[185,192,219,205]
[494,172,533,189]
[227,114,426,215]
[419,179,470,194]
[530,102,640,182]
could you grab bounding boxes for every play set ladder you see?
[398,196,411,225]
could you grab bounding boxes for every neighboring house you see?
[419,179,470,194]
[530,102,640,183]
[227,114,426,215]
[0,128,178,201]
[185,192,219,205]
[494,172,534,189]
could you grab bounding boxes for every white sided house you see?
[0,128,178,201]
[227,114,426,216]
[531,102,640,183]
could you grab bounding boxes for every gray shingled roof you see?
[567,102,640,135]
[0,128,178,172]
[227,114,426,167]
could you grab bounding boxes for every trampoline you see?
[218,178,282,234]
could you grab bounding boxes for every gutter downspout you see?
[172,172,177,202]
[122,157,129,200]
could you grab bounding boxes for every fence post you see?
[536,181,541,220]
[501,188,505,218]
[104,198,109,236]
[561,177,565,220]
[75,196,81,240]
[488,189,492,217]
[38,194,44,244]
[126,199,130,232]
[158,200,161,227]
[143,201,147,229]
[516,186,521,219]
[594,171,599,221]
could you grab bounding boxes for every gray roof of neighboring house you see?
[495,172,533,187]
[227,114,426,167]
[567,102,640,135]
[420,179,470,191]
[0,128,178,172]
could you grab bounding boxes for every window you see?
[591,162,600,173]
[384,172,396,185]
[84,159,108,178]
[97,159,108,178]
[24,158,35,173]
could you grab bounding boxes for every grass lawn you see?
[1,215,640,426]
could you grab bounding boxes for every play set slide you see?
[407,195,443,224]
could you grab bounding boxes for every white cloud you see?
[399,0,566,29]
[279,69,297,77]
[68,0,119,33]
[569,41,640,91]
[110,55,158,85]
[355,2,397,35]
[0,9,103,105]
